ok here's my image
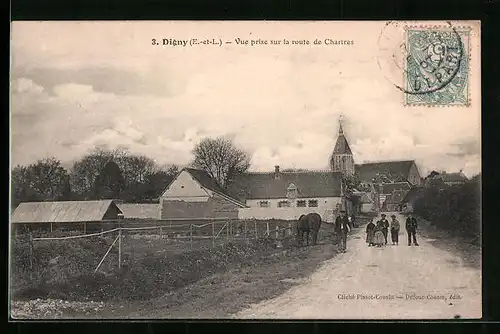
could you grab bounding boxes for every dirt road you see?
[235,213,481,320]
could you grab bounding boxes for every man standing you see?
[335,210,351,253]
[379,214,390,245]
[390,214,400,245]
[406,213,419,246]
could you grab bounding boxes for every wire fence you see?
[15,218,297,279]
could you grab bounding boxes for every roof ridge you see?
[245,170,340,174]
[357,159,415,165]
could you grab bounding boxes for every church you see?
[159,119,422,222]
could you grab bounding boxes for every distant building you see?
[116,203,160,219]
[400,188,424,213]
[427,170,468,186]
[356,160,422,187]
[10,200,123,233]
[381,190,407,212]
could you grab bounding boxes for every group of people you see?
[333,211,420,253]
[365,213,419,247]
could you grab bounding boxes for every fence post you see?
[244,221,248,242]
[266,222,270,237]
[28,230,34,281]
[50,223,53,233]
[275,226,279,239]
[288,223,292,236]
[118,227,122,269]
[117,214,124,269]
[84,222,87,234]
[212,221,215,248]
[190,224,193,250]
[254,221,258,240]
[159,225,163,239]
[227,222,229,241]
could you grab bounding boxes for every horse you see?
[296,213,323,246]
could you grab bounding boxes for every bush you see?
[414,176,480,243]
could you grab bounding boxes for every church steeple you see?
[330,115,355,175]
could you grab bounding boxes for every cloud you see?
[11,78,44,94]
[10,22,481,178]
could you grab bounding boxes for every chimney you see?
[274,165,280,179]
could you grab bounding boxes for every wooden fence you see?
[18,218,297,277]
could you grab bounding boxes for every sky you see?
[10,21,481,177]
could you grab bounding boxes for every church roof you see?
[355,160,416,183]
[332,123,352,155]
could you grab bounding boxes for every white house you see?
[228,166,344,222]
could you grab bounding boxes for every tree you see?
[11,158,72,208]
[192,136,251,189]
[93,160,125,199]
[340,172,362,213]
[69,148,127,200]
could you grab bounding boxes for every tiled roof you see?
[380,182,411,194]
[184,168,227,194]
[227,171,343,201]
[11,200,122,223]
[116,203,159,219]
[355,160,415,183]
[438,172,468,183]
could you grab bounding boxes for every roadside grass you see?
[403,214,481,270]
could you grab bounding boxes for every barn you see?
[159,168,247,219]
[10,200,123,234]
[116,203,160,219]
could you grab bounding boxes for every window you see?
[259,201,269,208]
[296,200,307,207]
[278,200,291,208]
[286,183,298,199]
[308,200,318,207]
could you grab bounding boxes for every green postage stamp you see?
[404,26,471,107]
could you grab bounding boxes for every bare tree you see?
[192,136,251,189]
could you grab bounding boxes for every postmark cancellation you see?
[403,25,471,107]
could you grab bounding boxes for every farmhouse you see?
[159,168,246,219]
[229,167,343,222]
[10,200,123,233]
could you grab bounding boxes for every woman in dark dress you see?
[366,219,376,246]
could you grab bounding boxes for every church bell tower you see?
[330,116,355,175]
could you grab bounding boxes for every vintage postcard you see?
[10,21,481,320]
